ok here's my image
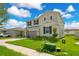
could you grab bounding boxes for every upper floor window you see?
[27,21,32,26]
[44,17,46,21]
[33,19,39,25]
[50,16,52,20]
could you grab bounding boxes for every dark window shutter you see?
[43,27,45,34]
[50,16,52,20]
[49,26,52,34]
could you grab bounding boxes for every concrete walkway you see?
[0,38,52,56]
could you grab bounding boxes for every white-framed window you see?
[27,21,32,26]
[43,26,52,34]
[44,17,46,21]
[33,19,39,25]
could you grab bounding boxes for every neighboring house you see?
[0,28,6,34]
[6,28,26,37]
[64,29,79,36]
[26,11,64,38]
[0,28,26,37]
[64,29,76,35]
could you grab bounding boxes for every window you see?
[27,21,32,26]
[33,19,39,25]
[43,26,52,34]
[50,16,52,20]
[49,26,52,34]
[44,17,46,21]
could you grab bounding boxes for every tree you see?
[52,28,58,38]
[0,3,8,28]
[51,28,58,43]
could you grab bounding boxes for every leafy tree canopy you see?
[0,3,8,27]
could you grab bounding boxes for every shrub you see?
[41,43,56,52]
[30,36,59,43]
[75,37,79,40]
[47,28,59,43]
[47,36,59,43]
[65,34,74,36]
[31,36,43,41]
[52,28,58,38]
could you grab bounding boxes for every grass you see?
[0,37,25,40]
[0,37,10,40]
[0,46,25,56]
[54,35,79,56]
[0,37,16,40]
[7,35,79,56]
[7,39,46,51]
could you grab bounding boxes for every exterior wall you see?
[6,30,24,37]
[0,28,26,37]
[24,28,27,37]
[39,11,64,37]
[39,11,54,36]
[55,12,64,37]
[0,30,4,34]
[27,26,40,36]
[27,11,64,38]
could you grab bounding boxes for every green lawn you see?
[54,35,79,56]
[7,39,45,51]
[0,37,10,40]
[0,37,15,40]
[7,35,79,56]
[0,37,25,40]
[0,46,25,56]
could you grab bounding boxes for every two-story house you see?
[26,11,64,38]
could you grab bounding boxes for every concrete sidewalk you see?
[0,38,53,56]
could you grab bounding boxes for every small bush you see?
[65,34,74,36]
[41,43,56,52]
[31,36,43,41]
[30,36,59,43]
[47,37,59,43]
[75,37,79,40]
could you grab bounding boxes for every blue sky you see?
[4,3,79,29]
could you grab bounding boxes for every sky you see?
[3,3,79,29]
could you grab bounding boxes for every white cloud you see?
[62,14,73,19]
[53,8,73,19]
[65,21,79,29]
[53,9,65,15]
[66,5,75,12]
[5,19,26,29]
[16,3,43,10]
[7,6,31,18]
